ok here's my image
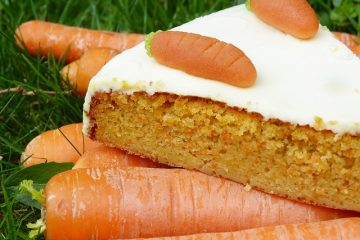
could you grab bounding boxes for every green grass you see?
[0,0,359,239]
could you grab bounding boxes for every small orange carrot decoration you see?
[22,123,101,166]
[333,32,358,49]
[61,47,120,96]
[137,218,360,240]
[145,31,257,88]
[15,20,144,62]
[73,145,167,169]
[247,0,319,39]
[44,168,357,239]
[351,45,360,57]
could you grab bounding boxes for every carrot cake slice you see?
[83,4,360,211]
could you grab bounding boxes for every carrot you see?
[73,145,167,169]
[61,47,120,96]
[333,32,358,49]
[351,45,360,57]
[136,218,360,240]
[145,31,257,88]
[247,0,319,39]
[331,32,360,56]
[21,123,101,166]
[44,167,357,239]
[15,20,144,62]
[60,60,79,87]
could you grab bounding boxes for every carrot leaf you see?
[19,180,45,206]
[5,162,74,187]
[245,0,251,11]
[145,30,162,57]
[27,219,46,239]
[13,185,44,209]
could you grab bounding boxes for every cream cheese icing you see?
[83,4,360,136]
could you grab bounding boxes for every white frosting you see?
[83,4,360,136]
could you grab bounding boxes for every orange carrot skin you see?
[22,123,101,166]
[333,32,358,49]
[73,145,167,169]
[136,218,360,240]
[151,31,257,88]
[45,168,357,240]
[352,45,360,57]
[75,47,119,95]
[61,47,120,96]
[60,60,79,84]
[250,0,319,39]
[15,20,144,62]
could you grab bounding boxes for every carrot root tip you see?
[145,30,162,57]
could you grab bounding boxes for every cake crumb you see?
[328,120,338,126]
[244,184,252,191]
[314,116,325,130]
[341,189,349,195]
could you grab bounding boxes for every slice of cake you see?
[83,4,360,211]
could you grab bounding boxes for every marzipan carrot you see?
[136,218,360,240]
[21,123,101,166]
[333,32,358,49]
[15,20,144,62]
[61,47,120,96]
[352,45,360,57]
[248,0,319,39]
[73,145,167,169]
[146,31,257,88]
[44,167,357,239]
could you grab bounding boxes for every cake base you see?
[86,91,360,212]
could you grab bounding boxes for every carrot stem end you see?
[145,30,162,57]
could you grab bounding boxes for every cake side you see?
[86,91,360,212]
[83,5,360,136]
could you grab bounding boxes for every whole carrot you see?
[333,32,358,49]
[61,47,120,96]
[45,167,357,240]
[73,145,167,169]
[248,0,319,39]
[136,218,360,240]
[15,20,144,62]
[22,123,101,166]
[146,31,257,88]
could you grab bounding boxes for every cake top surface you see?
[84,4,360,136]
